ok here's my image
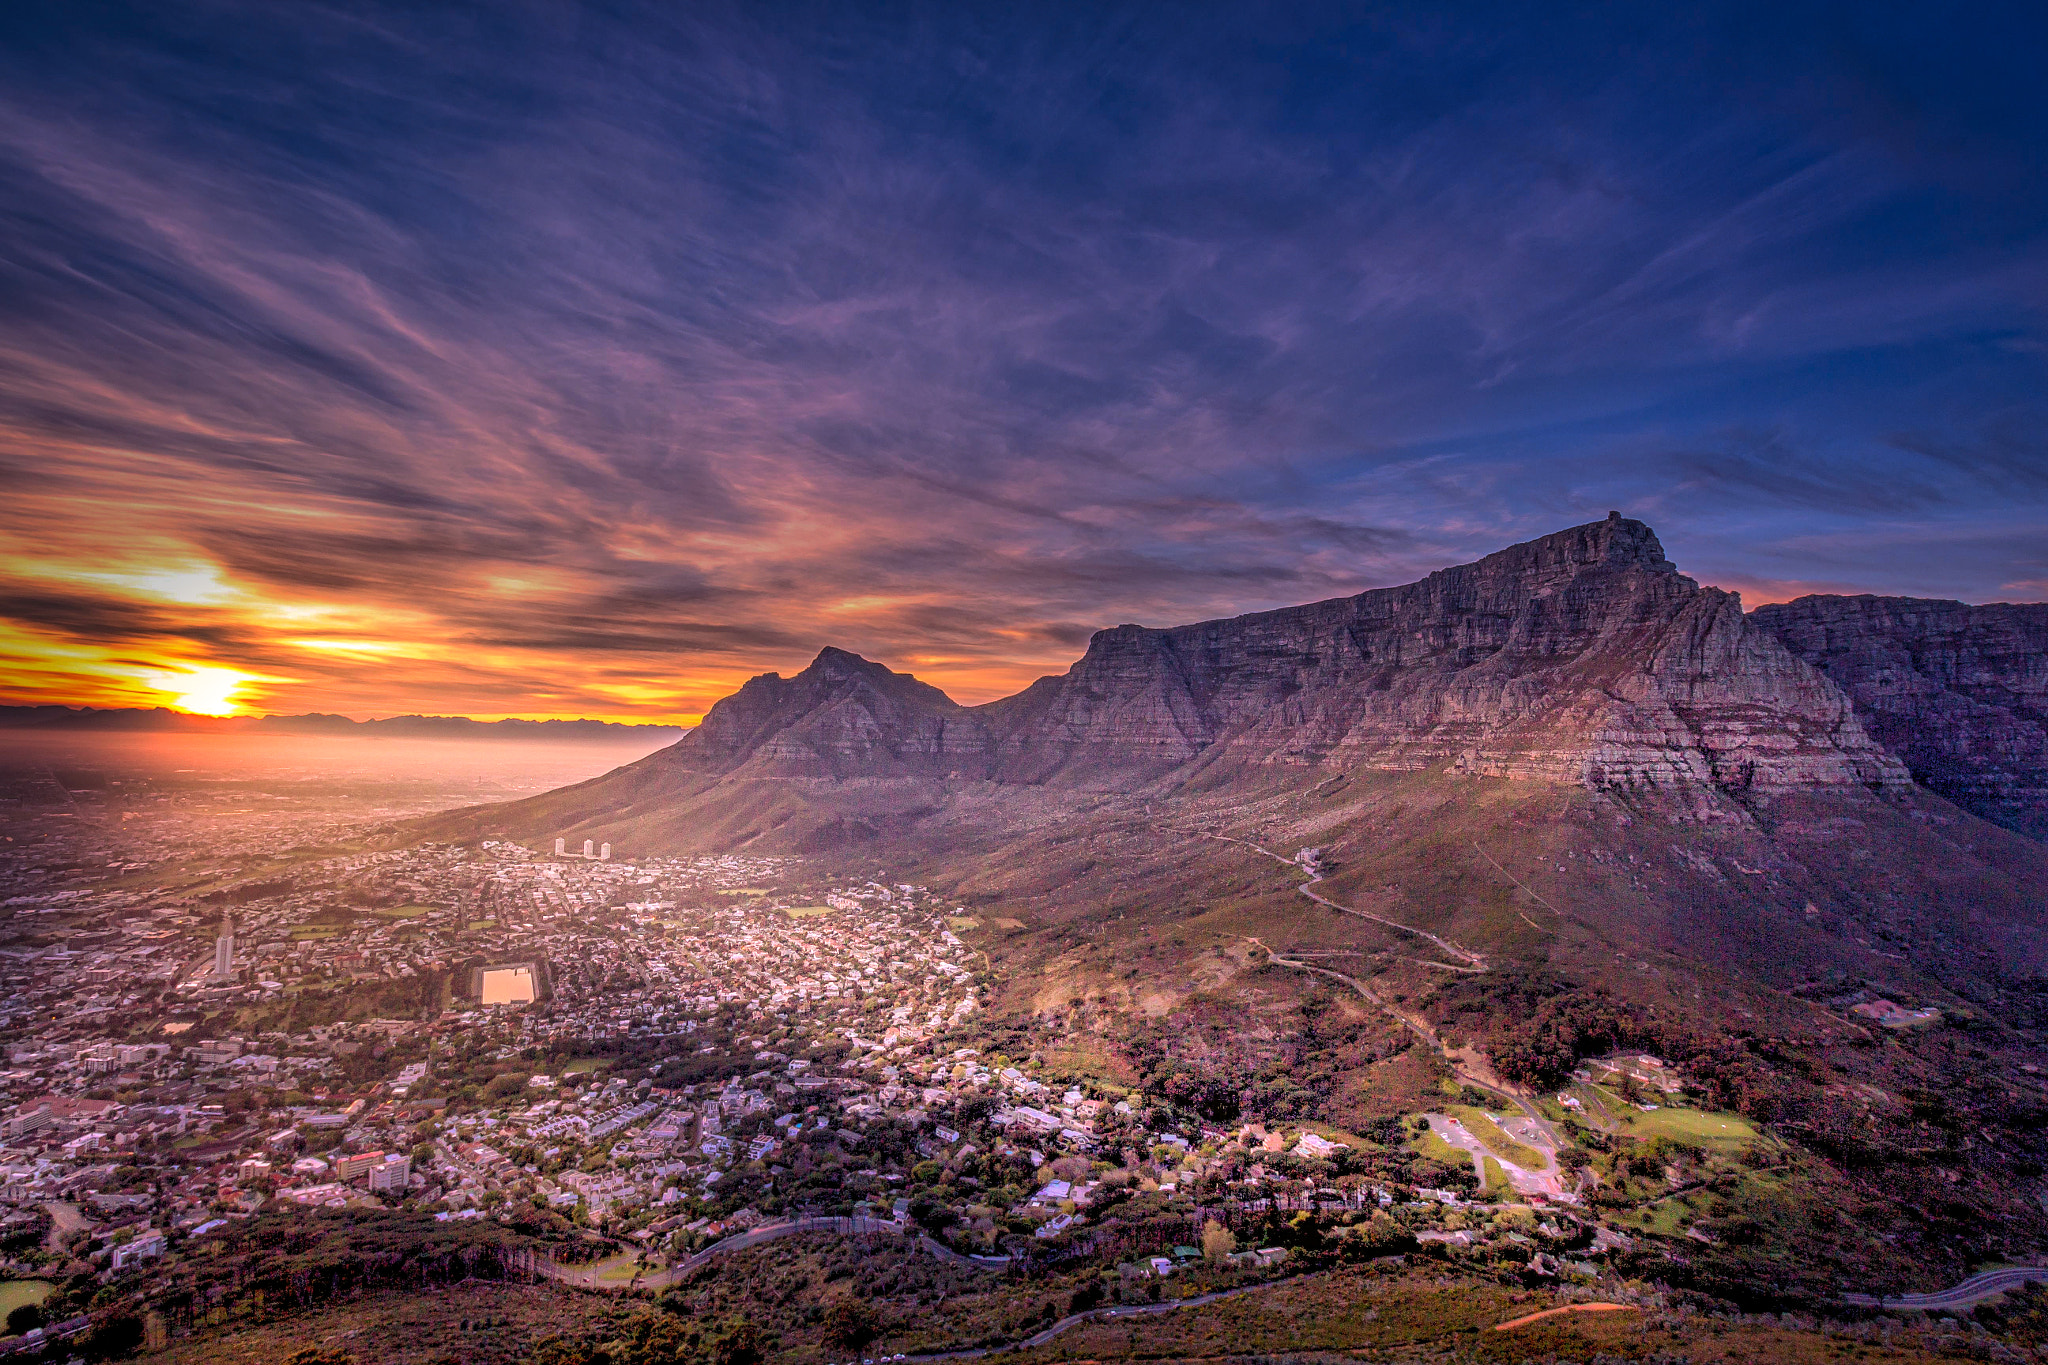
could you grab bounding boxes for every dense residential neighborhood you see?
[0,810,1634,1297]
[0,743,1848,1364]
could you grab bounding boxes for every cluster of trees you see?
[1437,972,1784,1121]
[1473,984,1643,1089]
[526,1308,769,1365]
[1122,992,1397,1127]
[0,1274,146,1362]
[147,1209,544,1326]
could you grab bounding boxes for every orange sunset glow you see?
[0,2,2040,727]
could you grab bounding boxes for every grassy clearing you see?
[717,888,768,897]
[1613,1104,1758,1150]
[783,905,835,918]
[150,1283,620,1365]
[1001,1264,1963,1364]
[1567,1083,1621,1129]
[1446,1105,1544,1168]
[1040,1036,1141,1086]
[589,1254,645,1283]
[0,1281,53,1317]
[947,916,982,930]
[560,1057,609,1074]
[1633,1191,1703,1237]
[371,904,432,919]
[1482,1155,1508,1196]
[1409,1127,1468,1168]
[288,925,343,940]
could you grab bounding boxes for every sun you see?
[147,666,251,717]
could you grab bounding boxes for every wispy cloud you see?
[0,3,2041,719]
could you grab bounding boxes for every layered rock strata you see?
[1753,595,2048,837]
[664,515,1909,798]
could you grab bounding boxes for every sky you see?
[0,1,2043,723]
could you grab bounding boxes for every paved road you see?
[1185,829,1485,970]
[1424,1114,1561,1199]
[1194,828,1580,1184]
[1842,1266,2048,1310]
[1243,932,1567,1189]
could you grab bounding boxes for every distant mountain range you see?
[0,706,686,742]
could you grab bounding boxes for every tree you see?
[486,1073,530,1101]
[823,1296,879,1362]
[5,1303,44,1336]
[711,1316,765,1365]
[81,1314,145,1362]
[1201,1219,1237,1261]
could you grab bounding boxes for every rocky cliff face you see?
[981,513,1905,794]
[1752,596,2048,838]
[663,515,1909,800]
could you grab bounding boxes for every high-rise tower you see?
[213,914,235,980]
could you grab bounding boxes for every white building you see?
[214,914,235,979]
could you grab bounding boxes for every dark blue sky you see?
[0,1,2043,718]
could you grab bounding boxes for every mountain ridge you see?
[414,512,2048,1116]
[605,513,1908,805]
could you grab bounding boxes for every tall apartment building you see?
[213,914,235,980]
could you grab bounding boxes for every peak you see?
[797,647,961,708]
[802,646,894,685]
[1473,514,1677,578]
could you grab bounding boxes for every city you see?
[0,751,1738,1361]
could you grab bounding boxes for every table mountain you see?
[977,512,1904,793]
[420,512,2048,1020]
[436,514,1927,852]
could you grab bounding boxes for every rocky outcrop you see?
[1753,596,2048,838]
[661,515,1909,800]
[674,646,990,779]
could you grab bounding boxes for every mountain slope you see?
[407,515,2048,1299]
[414,511,2048,999]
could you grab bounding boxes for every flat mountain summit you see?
[431,515,2048,853]
[425,514,2047,998]
[662,513,1908,796]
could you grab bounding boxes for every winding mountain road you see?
[1177,827,1485,970]
[1179,827,1570,1190]
[541,1214,917,1289]
[1842,1267,2048,1310]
